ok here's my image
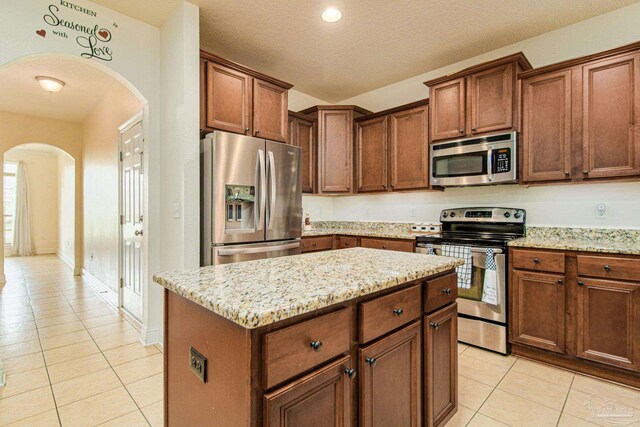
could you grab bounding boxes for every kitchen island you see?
[154,247,463,426]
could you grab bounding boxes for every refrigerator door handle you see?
[217,241,300,256]
[256,149,266,231]
[267,150,277,230]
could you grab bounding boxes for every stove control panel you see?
[440,207,525,224]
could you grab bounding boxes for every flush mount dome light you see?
[321,7,342,23]
[36,76,65,93]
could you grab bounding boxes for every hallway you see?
[0,255,162,426]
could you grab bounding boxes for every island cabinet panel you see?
[288,112,316,193]
[359,285,422,344]
[521,70,573,182]
[301,236,334,253]
[582,53,640,179]
[335,235,359,249]
[359,321,422,427]
[264,355,353,427]
[430,78,466,142]
[424,273,457,314]
[360,237,415,253]
[253,78,288,143]
[510,270,566,354]
[576,278,640,371]
[469,64,513,135]
[263,308,351,389]
[424,303,458,427]
[356,116,389,193]
[390,104,430,190]
[205,61,252,135]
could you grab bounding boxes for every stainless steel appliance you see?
[430,131,517,187]
[201,131,302,265]
[416,207,526,354]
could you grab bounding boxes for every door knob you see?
[134,230,143,236]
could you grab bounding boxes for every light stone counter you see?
[302,220,418,240]
[153,247,462,329]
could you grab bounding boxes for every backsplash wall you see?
[303,182,640,229]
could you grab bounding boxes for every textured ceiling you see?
[193,0,639,101]
[0,57,117,123]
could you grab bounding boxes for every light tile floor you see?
[2,255,639,426]
[0,255,162,426]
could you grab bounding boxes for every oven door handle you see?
[417,244,503,254]
[487,145,494,182]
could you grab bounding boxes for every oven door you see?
[419,244,506,323]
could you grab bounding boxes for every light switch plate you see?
[189,347,207,383]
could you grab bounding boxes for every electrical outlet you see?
[595,202,607,219]
[189,347,207,383]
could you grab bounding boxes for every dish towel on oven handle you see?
[441,245,472,289]
[482,248,499,305]
[424,244,436,255]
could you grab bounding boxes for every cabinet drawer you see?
[360,237,414,253]
[577,255,640,282]
[336,235,358,249]
[359,285,422,343]
[512,249,565,273]
[300,236,333,253]
[263,308,350,389]
[424,273,458,313]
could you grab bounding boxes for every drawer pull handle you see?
[393,308,404,316]
[430,322,439,330]
[309,340,323,352]
[442,288,451,295]
[604,265,611,272]
[365,357,377,367]
[578,281,585,287]
[343,368,357,379]
[533,258,540,264]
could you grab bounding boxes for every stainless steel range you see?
[416,207,526,354]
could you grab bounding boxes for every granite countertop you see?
[508,227,640,255]
[302,228,417,240]
[301,220,420,240]
[153,247,462,329]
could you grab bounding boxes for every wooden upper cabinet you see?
[288,112,316,193]
[357,116,388,192]
[390,104,429,190]
[205,61,251,135]
[430,78,466,141]
[521,70,573,182]
[359,322,421,427]
[470,64,513,135]
[582,53,640,179]
[253,78,288,143]
[576,278,640,372]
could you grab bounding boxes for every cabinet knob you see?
[312,243,317,247]
[458,129,464,133]
[390,183,395,189]
[365,357,377,367]
[471,128,477,132]
[309,340,323,352]
[245,127,249,132]
[344,242,349,246]
[442,288,451,295]
[255,129,260,134]
[383,184,387,189]
[343,368,357,379]
[578,281,585,287]
[583,170,589,175]
[604,265,611,272]
[564,171,570,176]
[382,245,387,249]
[393,308,404,316]
[430,322,440,330]
[533,258,540,264]
[557,279,564,285]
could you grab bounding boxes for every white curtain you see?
[12,161,33,256]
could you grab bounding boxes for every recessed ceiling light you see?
[321,7,342,23]
[36,76,65,93]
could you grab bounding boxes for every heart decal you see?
[98,30,109,39]
[36,29,46,37]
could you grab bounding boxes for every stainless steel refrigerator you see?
[201,131,302,265]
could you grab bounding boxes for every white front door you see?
[120,118,144,320]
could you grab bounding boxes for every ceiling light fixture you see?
[36,76,65,93]
[321,7,342,23]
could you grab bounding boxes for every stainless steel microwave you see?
[430,132,517,187]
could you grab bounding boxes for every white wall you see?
[303,2,640,229]
[4,148,59,254]
[57,153,75,266]
[289,90,329,112]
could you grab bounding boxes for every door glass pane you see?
[433,152,487,178]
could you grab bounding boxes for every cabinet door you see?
[290,116,316,193]
[430,78,466,141]
[576,278,640,371]
[318,109,353,193]
[469,64,514,135]
[521,70,573,182]
[264,356,353,427]
[253,78,288,143]
[510,270,566,354]
[357,116,388,192]
[582,53,640,179]
[390,105,429,190]
[424,303,457,427]
[205,61,251,135]
[360,321,421,427]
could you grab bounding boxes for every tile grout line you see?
[556,375,577,427]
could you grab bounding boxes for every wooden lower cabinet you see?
[359,322,422,427]
[576,278,640,371]
[264,356,353,427]
[335,235,359,249]
[510,269,566,354]
[360,237,415,253]
[424,303,457,427]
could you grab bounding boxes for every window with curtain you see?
[3,162,17,246]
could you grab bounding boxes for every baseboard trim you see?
[56,251,74,269]
[140,325,163,347]
[81,269,118,308]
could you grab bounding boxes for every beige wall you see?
[82,82,143,292]
[57,153,75,265]
[4,148,59,254]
